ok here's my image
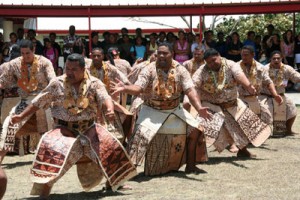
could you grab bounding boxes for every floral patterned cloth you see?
[0,55,56,98]
[32,74,111,122]
[107,59,132,76]
[192,58,241,104]
[182,58,205,76]
[135,60,194,101]
[237,60,272,95]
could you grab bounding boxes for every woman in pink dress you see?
[174,30,190,64]
[43,38,59,71]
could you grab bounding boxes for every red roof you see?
[0,1,299,17]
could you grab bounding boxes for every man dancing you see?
[87,47,132,142]
[112,43,211,175]
[237,46,282,128]
[262,51,300,136]
[186,48,271,157]
[11,54,136,199]
[0,40,55,162]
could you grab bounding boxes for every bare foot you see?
[118,185,133,191]
[227,144,239,153]
[105,182,132,191]
[185,166,207,174]
[237,148,257,158]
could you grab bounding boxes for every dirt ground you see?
[2,107,300,200]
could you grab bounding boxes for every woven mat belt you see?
[144,98,180,110]
[214,100,237,109]
[53,118,94,133]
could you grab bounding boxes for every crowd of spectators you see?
[0,24,299,91]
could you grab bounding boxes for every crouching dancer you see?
[112,43,212,175]
[11,54,136,199]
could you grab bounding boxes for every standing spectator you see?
[130,36,146,62]
[191,34,206,53]
[16,28,25,45]
[227,32,243,62]
[118,27,133,44]
[100,31,110,49]
[63,25,85,61]
[294,32,300,71]
[103,33,120,57]
[135,28,147,46]
[204,30,216,48]
[119,34,134,64]
[265,33,281,61]
[49,32,61,55]
[255,35,263,61]
[281,30,295,67]
[174,30,190,64]
[243,31,257,58]
[215,31,227,57]
[146,33,158,59]
[85,31,102,57]
[27,29,43,55]
[49,32,62,66]
[43,38,59,71]
[187,32,195,46]
[3,32,18,62]
[262,24,275,52]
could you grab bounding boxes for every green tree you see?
[214,13,298,41]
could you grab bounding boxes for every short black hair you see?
[158,42,173,52]
[19,39,34,50]
[67,53,85,68]
[242,45,255,54]
[92,47,104,54]
[91,31,99,38]
[203,48,220,60]
[49,32,56,37]
[270,50,282,58]
[9,32,17,38]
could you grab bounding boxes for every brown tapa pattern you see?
[31,124,136,192]
[236,108,269,142]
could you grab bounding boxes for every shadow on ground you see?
[22,190,129,200]
[132,171,204,183]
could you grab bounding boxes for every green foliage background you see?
[214,13,300,41]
